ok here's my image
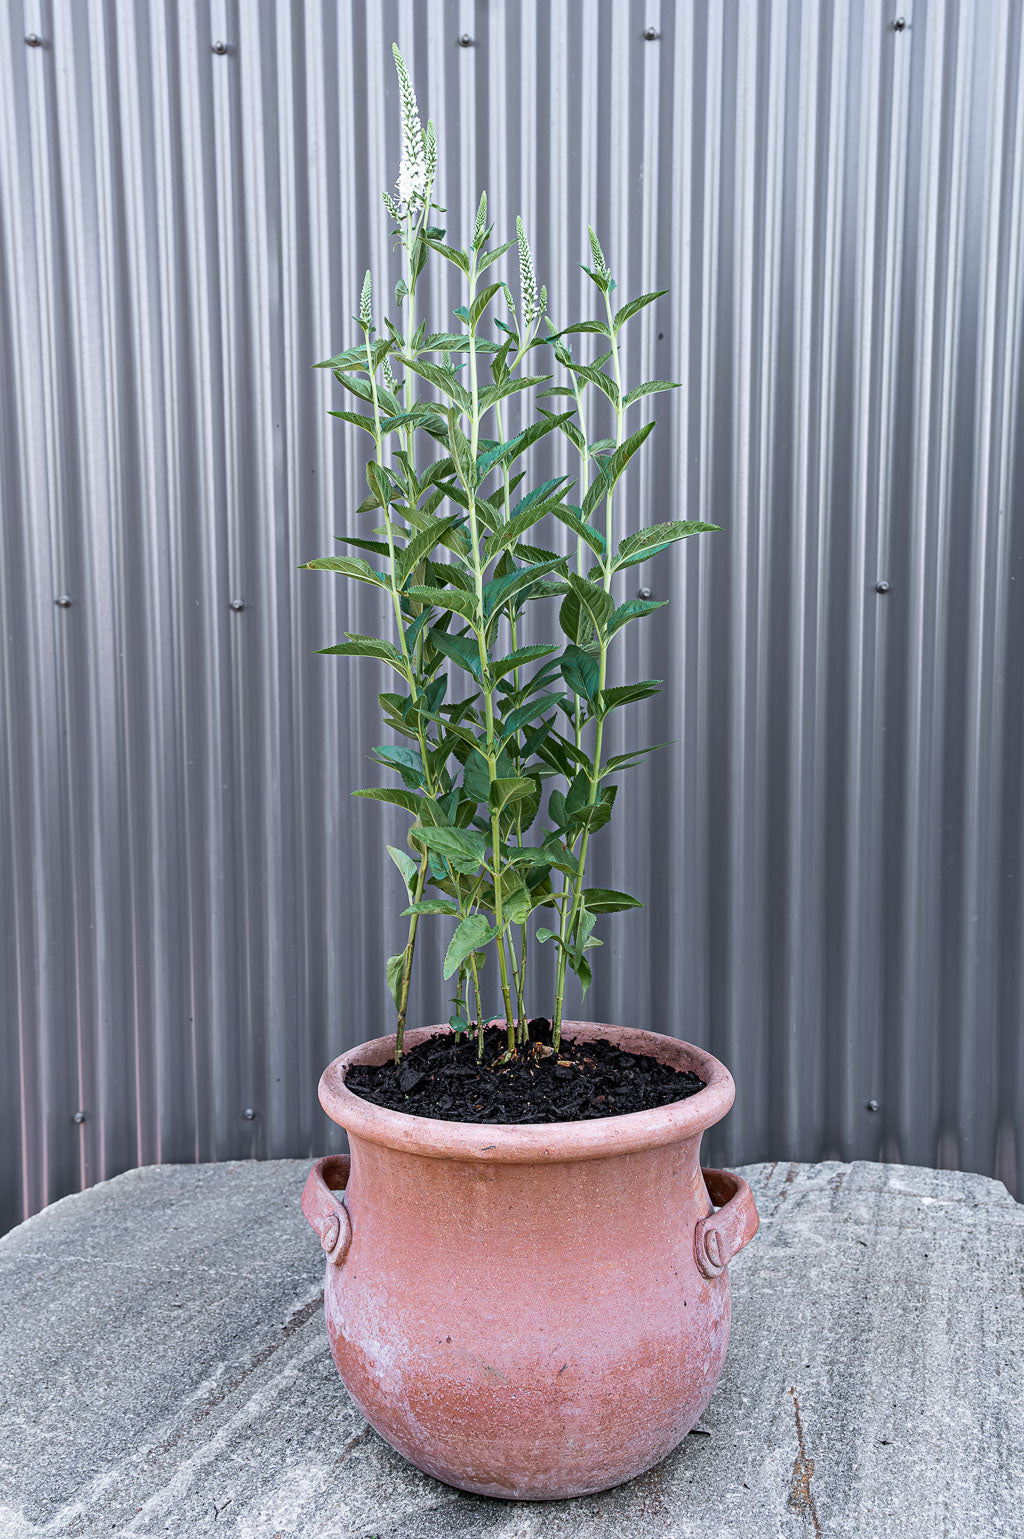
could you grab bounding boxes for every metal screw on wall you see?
[212,40,229,55]
[72,1111,87,1124]
[230,599,245,612]
[876,581,890,594]
[866,1099,879,1112]
[242,1108,257,1121]
[644,27,660,41]
[55,595,72,608]
[892,17,907,32]
[458,33,474,47]
[25,33,44,47]
[638,586,653,600]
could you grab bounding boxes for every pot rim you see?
[318,1020,735,1163]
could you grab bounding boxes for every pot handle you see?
[301,1155,352,1268]
[694,1167,759,1280]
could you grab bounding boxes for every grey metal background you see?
[2,0,1022,1234]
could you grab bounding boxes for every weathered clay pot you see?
[302,1021,758,1501]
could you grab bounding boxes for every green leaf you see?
[401,898,460,916]
[566,573,615,636]
[353,787,422,813]
[599,680,662,712]
[604,741,672,772]
[477,237,517,272]
[554,319,611,337]
[606,598,668,637]
[622,379,681,406]
[302,555,384,588]
[373,744,424,783]
[499,691,565,744]
[334,535,391,557]
[444,915,497,980]
[406,585,479,625]
[397,514,463,587]
[483,557,566,616]
[582,887,644,913]
[327,408,376,434]
[489,777,536,814]
[560,644,600,702]
[550,504,606,558]
[386,952,405,1009]
[387,845,419,895]
[424,237,470,274]
[317,637,407,675]
[615,520,720,567]
[412,825,488,875]
[604,420,655,487]
[469,281,505,329]
[401,356,471,411]
[430,627,482,678]
[612,290,667,330]
[488,643,559,681]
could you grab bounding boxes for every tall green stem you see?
[464,254,517,1050]
[552,290,625,1048]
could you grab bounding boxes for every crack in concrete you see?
[787,1386,823,1537]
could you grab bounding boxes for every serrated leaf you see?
[353,787,423,813]
[406,585,479,625]
[488,643,559,681]
[401,898,460,916]
[604,741,672,772]
[444,915,497,980]
[477,237,517,272]
[386,952,405,1009]
[328,408,376,434]
[302,555,385,588]
[469,280,506,329]
[612,290,667,330]
[582,887,644,913]
[498,691,566,745]
[556,320,611,337]
[566,573,615,635]
[599,680,662,712]
[560,644,600,702]
[387,845,419,895]
[430,628,482,681]
[401,355,471,410]
[606,598,668,637]
[483,557,566,616]
[424,237,470,274]
[412,825,488,875]
[318,636,407,674]
[615,520,720,566]
[622,379,681,406]
[489,777,535,814]
[396,514,463,587]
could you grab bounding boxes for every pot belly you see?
[324,1256,730,1500]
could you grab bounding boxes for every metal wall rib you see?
[1,0,1022,1231]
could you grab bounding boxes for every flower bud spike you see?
[424,120,437,191]
[516,215,540,329]
[359,270,373,331]
[587,225,610,281]
[393,44,428,211]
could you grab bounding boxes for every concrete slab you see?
[0,1158,1021,1538]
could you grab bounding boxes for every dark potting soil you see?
[344,1020,706,1125]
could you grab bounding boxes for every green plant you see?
[304,47,718,1062]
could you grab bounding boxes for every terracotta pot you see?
[301,1022,758,1501]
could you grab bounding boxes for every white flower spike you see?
[393,45,428,212]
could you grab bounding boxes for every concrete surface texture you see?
[0,1157,1021,1539]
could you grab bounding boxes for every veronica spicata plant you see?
[305,46,718,1063]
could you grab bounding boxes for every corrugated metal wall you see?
[2,0,1022,1233]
